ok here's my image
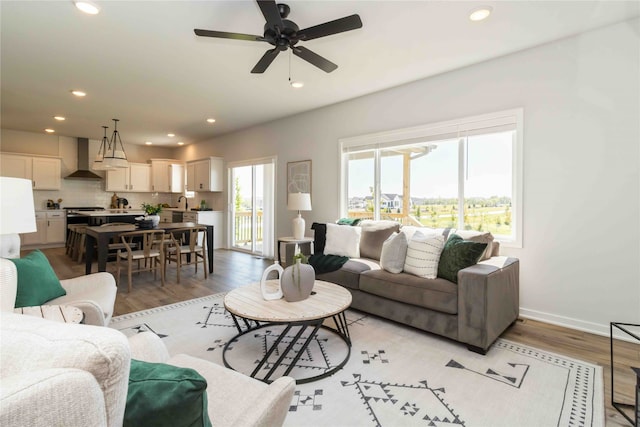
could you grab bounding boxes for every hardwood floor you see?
[43,247,639,426]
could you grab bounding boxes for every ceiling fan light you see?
[469,6,492,22]
[74,1,100,15]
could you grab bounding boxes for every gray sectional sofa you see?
[312,221,520,353]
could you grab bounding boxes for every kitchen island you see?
[74,209,145,226]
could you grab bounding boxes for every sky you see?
[348,131,513,199]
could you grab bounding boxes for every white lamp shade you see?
[0,177,36,234]
[287,193,311,211]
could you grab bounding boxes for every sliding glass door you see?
[228,158,275,257]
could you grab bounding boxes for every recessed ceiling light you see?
[54,116,66,121]
[44,128,55,133]
[290,81,304,89]
[71,90,86,97]
[177,142,185,146]
[469,6,492,22]
[206,118,216,123]
[167,133,175,137]
[145,141,153,145]
[74,1,100,15]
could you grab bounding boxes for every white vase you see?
[260,261,283,300]
[148,214,160,228]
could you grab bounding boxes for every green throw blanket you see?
[309,254,349,275]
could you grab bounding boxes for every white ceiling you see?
[1,1,638,146]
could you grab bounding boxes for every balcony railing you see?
[234,211,263,245]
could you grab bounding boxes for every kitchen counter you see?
[74,210,145,216]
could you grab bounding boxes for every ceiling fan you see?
[194,1,362,74]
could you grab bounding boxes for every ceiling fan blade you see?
[256,0,283,30]
[251,48,280,73]
[194,29,265,42]
[292,46,337,73]
[297,14,362,41]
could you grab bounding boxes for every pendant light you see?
[102,119,129,169]
[92,125,114,171]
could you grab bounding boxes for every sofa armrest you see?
[1,368,108,427]
[457,257,519,352]
[128,331,170,363]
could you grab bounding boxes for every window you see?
[339,109,523,246]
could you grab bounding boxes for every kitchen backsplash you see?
[33,179,225,211]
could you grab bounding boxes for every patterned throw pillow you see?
[380,232,408,274]
[437,234,488,283]
[403,231,445,279]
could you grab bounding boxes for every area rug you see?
[111,294,604,427]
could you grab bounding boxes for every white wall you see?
[179,19,640,336]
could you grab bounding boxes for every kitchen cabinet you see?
[0,153,61,190]
[20,210,66,247]
[182,210,223,249]
[186,157,223,192]
[106,163,151,192]
[150,159,184,193]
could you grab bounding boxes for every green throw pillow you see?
[437,234,487,284]
[336,217,361,226]
[125,359,212,427]
[9,249,66,308]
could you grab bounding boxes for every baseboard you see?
[519,308,639,344]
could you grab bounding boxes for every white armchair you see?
[0,312,296,427]
[0,257,117,326]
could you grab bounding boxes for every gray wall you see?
[178,19,640,336]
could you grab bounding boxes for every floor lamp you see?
[287,193,311,240]
[0,177,37,259]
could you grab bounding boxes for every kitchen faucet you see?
[178,196,188,211]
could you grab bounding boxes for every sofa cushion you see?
[437,234,487,284]
[358,221,401,260]
[125,359,211,427]
[403,231,445,279]
[448,229,494,261]
[9,250,66,308]
[324,223,361,258]
[360,269,458,314]
[379,232,408,274]
[316,258,380,290]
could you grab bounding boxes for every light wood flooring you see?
[42,247,639,426]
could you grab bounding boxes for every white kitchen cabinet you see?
[182,210,223,249]
[0,153,61,190]
[151,159,184,193]
[186,157,223,192]
[20,210,66,247]
[106,163,151,192]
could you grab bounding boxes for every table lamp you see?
[0,177,37,258]
[287,192,311,240]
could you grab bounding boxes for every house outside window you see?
[339,109,523,247]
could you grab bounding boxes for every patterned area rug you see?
[111,294,604,427]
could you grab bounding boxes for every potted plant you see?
[141,203,162,227]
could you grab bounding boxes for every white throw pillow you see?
[379,232,408,274]
[324,223,361,258]
[403,231,445,279]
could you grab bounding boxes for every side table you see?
[610,322,640,426]
[277,236,313,266]
[15,305,84,324]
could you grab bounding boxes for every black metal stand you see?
[224,311,351,384]
[610,322,640,427]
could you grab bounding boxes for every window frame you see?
[338,108,524,248]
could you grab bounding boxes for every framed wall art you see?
[287,160,312,198]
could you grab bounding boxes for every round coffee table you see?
[223,280,352,383]
[14,304,84,324]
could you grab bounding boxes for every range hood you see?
[65,138,102,180]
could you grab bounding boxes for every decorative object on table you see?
[287,192,311,240]
[260,261,283,300]
[280,244,315,302]
[287,159,311,195]
[200,199,207,210]
[141,203,162,228]
[0,177,37,259]
[102,118,129,169]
